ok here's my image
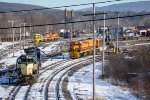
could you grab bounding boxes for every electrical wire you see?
[0,0,122,13]
[0,13,150,30]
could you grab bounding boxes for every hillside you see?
[0,2,44,12]
[0,2,64,20]
[0,1,150,35]
[80,1,150,12]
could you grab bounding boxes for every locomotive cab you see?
[16,55,39,78]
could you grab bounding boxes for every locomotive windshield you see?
[17,55,35,64]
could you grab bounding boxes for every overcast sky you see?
[0,0,149,10]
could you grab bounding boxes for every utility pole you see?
[23,23,26,49]
[30,26,32,47]
[19,24,22,49]
[8,20,15,57]
[116,12,119,55]
[64,8,68,33]
[47,26,49,33]
[92,3,96,100]
[102,12,106,78]
[71,9,75,41]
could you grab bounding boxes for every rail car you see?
[0,47,41,85]
[16,47,41,84]
[33,33,45,44]
[33,32,59,44]
[60,32,79,38]
[0,55,40,85]
[0,69,18,84]
[69,38,101,59]
[24,47,41,60]
[16,54,40,84]
[44,33,59,41]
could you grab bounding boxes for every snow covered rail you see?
[9,86,21,100]
[56,56,101,100]
[26,59,72,100]
[39,59,72,75]
[22,85,31,100]
[56,59,93,100]
[0,42,33,60]
[44,56,101,100]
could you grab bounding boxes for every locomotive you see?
[0,47,41,85]
[33,32,59,44]
[16,54,40,84]
[16,47,41,84]
[69,38,101,59]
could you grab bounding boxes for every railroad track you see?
[0,42,33,60]
[44,56,101,100]
[27,59,75,100]
[8,59,70,100]
[57,56,101,100]
[0,41,65,100]
[6,55,101,100]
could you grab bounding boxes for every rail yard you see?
[0,0,150,100]
[0,32,149,99]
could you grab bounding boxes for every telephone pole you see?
[102,12,106,78]
[8,20,15,57]
[23,23,26,49]
[71,9,75,41]
[19,24,22,49]
[116,12,119,55]
[64,8,68,33]
[92,3,96,100]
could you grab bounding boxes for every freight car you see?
[69,38,101,59]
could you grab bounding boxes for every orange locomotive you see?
[44,33,59,42]
[69,38,101,59]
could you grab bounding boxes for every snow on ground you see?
[120,42,150,48]
[68,62,136,100]
[0,50,25,67]
[0,41,66,68]
[41,41,65,54]
[135,42,150,46]
[0,42,17,49]
[0,86,15,99]
[0,41,66,99]
[29,57,90,99]
[15,85,30,100]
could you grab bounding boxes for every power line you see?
[0,0,122,13]
[0,13,150,30]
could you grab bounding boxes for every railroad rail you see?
[26,59,71,100]
[0,42,33,60]
[8,59,70,100]
[43,55,101,100]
